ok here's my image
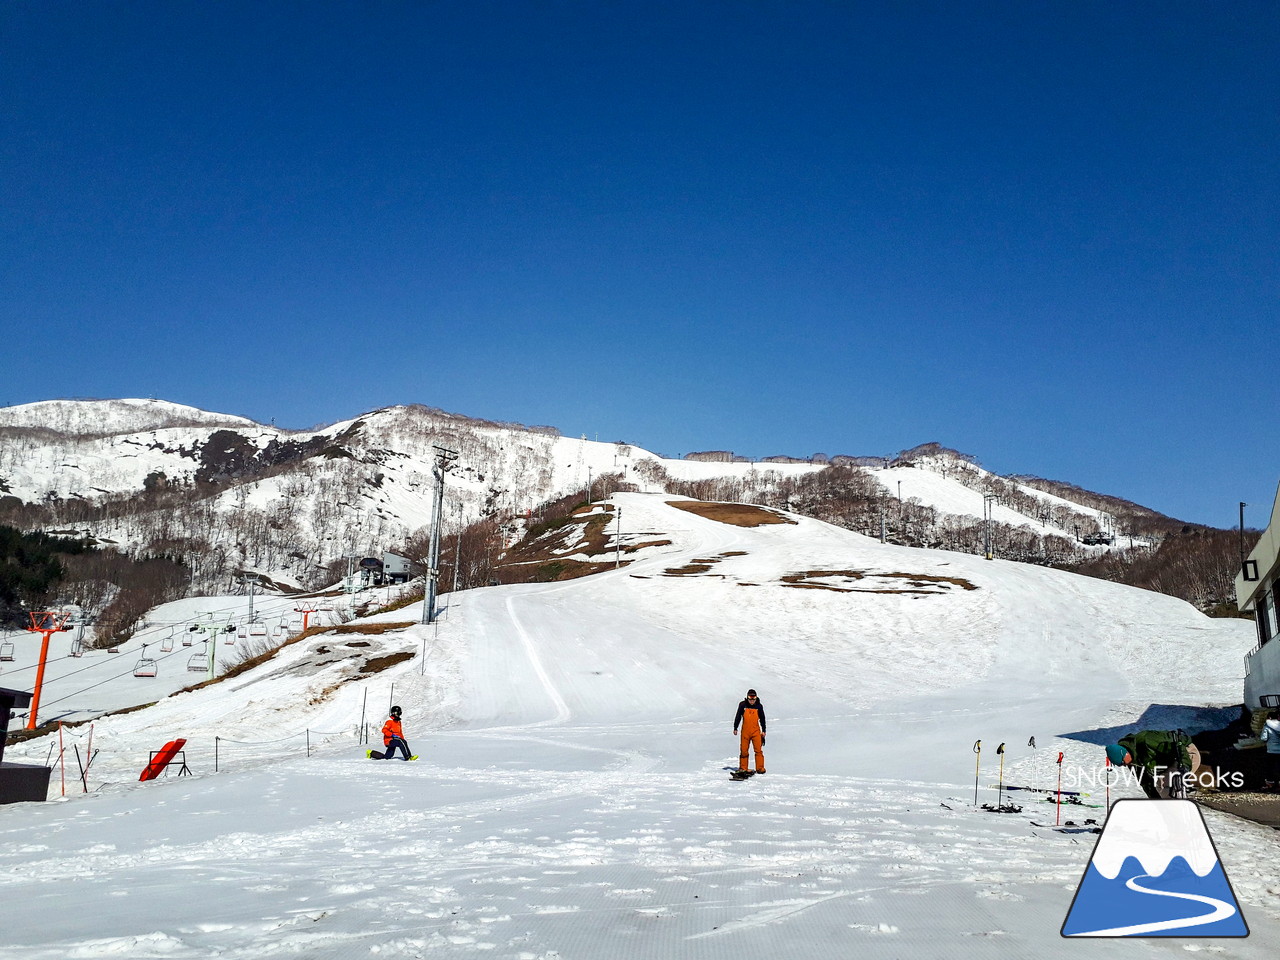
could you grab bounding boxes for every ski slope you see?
[1,493,1276,959]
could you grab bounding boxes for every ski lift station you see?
[357,552,418,588]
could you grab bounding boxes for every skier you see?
[370,705,413,761]
[1261,710,1280,790]
[733,689,766,774]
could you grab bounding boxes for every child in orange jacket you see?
[371,705,412,760]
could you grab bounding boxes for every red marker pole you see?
[1056,752,1064,825]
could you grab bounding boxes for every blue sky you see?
[2,2,1277,527]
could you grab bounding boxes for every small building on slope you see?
[1236,481,1280,708]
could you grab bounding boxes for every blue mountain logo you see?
[1062,799,1248,937]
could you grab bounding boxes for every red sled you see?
[139,738,187,781]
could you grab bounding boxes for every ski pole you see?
[1056,752,1064,826]
[1105,756,1111,810]
[74,744,86,793]
[972,740,982,806]
[996,743,1006,808]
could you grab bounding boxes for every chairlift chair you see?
[161,629,175,653]
[187,652,205,672]
[133,644,158,678]
[248,623,268,640]
[0,641,14,662]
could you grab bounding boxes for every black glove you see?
[761,737,766,747]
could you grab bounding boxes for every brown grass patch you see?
[626,539,672,552]
[778,569,977,595]
[880,572,978,591]
[666,500,796,527]
[664,563,714,576]
[360,652,414,674]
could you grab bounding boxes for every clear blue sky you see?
[2,2,1277,527]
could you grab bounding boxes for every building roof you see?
[1236,479,1280,610]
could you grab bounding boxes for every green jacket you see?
[1118,730,1192,771]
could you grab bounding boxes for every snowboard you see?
[367,750,418,761]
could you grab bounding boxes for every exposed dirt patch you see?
[496,503,638,583]
[779,570,977,595]
[880,572,978,591]
[666,500,796,527]
[663,563,715,577]
[360,651,414,674]
[329,622,416,635]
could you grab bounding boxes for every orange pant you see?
[739,732,764,772]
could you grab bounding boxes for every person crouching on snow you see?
[378,705,412,760]
[733,689,766,774]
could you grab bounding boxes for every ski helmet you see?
[390,705,402,717]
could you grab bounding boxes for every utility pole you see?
[983,494,997,560]
[615,506,623,568]
[423,445,459,624]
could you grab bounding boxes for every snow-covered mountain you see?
[0,493,1273,958]
[0,398,1126,590]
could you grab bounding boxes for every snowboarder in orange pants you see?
[733,689,766,773]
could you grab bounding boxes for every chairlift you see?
[188,641,208,672]
[108,644,121,654]
[271,624,286,640]
[248,623,268,640]
[68,642,83,659]
[133,644,158,679]
[161,629,175,653]
[0,641,13,662]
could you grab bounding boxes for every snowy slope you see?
[0,494,1274,959]
[0,398,259,435]
[1,399,1119,586]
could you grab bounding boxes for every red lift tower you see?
[25,611,72,730]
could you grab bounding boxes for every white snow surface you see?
[1,493,1276,959]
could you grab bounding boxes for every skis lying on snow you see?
[1041,796,1103,808]
[1001,785,1088,797]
